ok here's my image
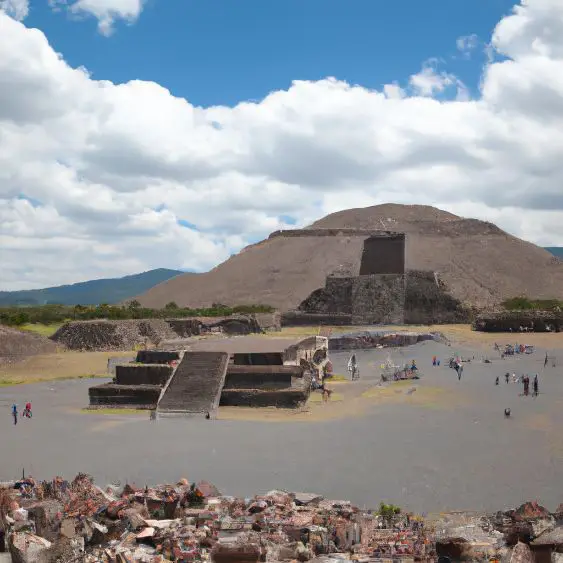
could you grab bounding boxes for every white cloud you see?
[408,59,468,99]
[49,0,145,35]
[456,33,480,58]
[1,0,563,290]
[0,0,27,20]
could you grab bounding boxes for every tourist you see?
[347,354,357,380]
[523,375,530,396]
[432,355,437,366]
[505,372,510,384]
[495,376,499,386]
[533,374,539,397]
[23,402,32,418]
[11,404,17,425]
[544,353,548,368]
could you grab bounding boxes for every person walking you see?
[505,372,510,384]
[23,402,32,418]
[347,354,357,380]
[495,376,500,385]
[533,374,539,397]
[523,375,530,396]
[11,404,18,425]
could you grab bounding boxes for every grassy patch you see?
[0,350,131,385]
[19,322,64,337]
[80,408,147,415]
[0,372,108,386]
[326,374,348,382]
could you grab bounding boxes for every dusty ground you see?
[265,323,563,350]
[0,350,133,385]
[1,338,562,513]
[2,323,562,385]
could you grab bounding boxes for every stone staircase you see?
[156,351,229,418]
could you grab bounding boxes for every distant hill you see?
[0,269,184,306]
[136,204,563,310]
[545,247,563,258]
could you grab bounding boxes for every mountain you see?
[136,204,563,311]
[545,247,563,258]
[0,269,183,306]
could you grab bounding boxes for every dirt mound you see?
[135,204,563,310]
[50,320,178,351]
[0,326,58,365]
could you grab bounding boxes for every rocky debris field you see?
[49,315,271,352]
[328,330,444,351]
[1,474,562,562]
[0,326,57,366]
[50,320,179,351]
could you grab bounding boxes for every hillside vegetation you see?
[0,302,274,328]
[545,247,563,258]
[0,268,183,306]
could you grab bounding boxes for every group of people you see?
[496,372,539,397]
[11,402,32,425]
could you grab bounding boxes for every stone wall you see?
[351,274,406,324]
[297,275,405,324]
[88,384,161,407]
[219,388,309,408]
[254,312,281,332]
[404,270,471,324]
[232,352,284,366]
[297,277,353,315]
[223,366,296,390]
[268,228,401,239]
[294,270,471,326]
[166,319,201,337]
[115,364,173,386]
[474,311,563,332]
[135,350,180,364]
[359,234,405,275]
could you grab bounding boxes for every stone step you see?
[157,351,229,416]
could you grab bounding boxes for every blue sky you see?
[5,0,563,290]
[26,0,515,107]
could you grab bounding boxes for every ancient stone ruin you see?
[88,337,329,415]
[277,229,470,325]
[51,314,280,352]
[474,311,563,332]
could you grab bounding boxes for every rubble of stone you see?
[328,330,445,351]
[50,320,179,351]
[0,325,57,366]
[50,315,272,352]
[1,475,562,562]
[473,311,563,333]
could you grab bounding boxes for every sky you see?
[1,0,563,290]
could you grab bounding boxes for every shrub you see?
[0,303,275,327]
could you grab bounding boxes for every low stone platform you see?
[88,383,162,407]
[328,330,443,350]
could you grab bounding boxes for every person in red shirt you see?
[23,402,32,418]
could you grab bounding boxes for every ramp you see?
[156,351,229,418]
